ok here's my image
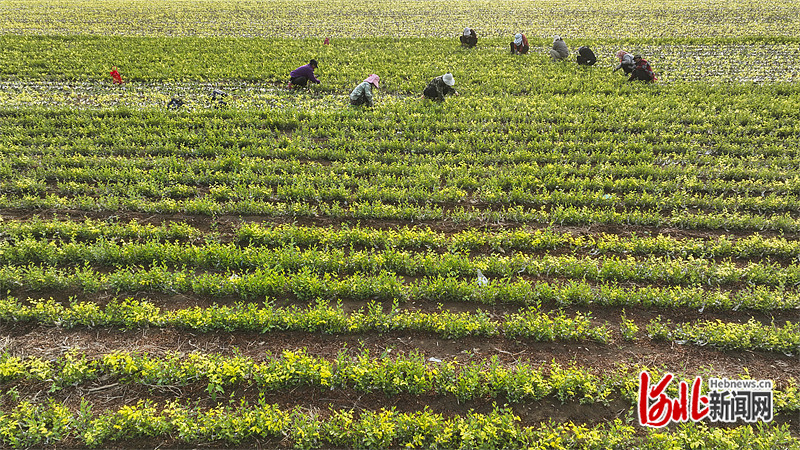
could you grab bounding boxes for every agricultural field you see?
[0,0,799,448]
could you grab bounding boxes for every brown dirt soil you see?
[1,211,798,447]
[1,323,798,427]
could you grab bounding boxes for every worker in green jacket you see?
[349,74,380,106]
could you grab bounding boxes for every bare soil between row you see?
[0,209,798,445]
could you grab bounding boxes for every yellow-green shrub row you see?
[2,75,799,230]
[0,350,797,411]
[0,297,611,342]
[2,38,799,85]
[0,399,796,449]
[5,238,800,287]
[1,297,799,353]
[2,0,799,38]
[4,218,800,262]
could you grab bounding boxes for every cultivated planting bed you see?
[0,0,798,448]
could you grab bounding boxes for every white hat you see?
[553,35,562,41]
[514,33,522,45]
[464,27,471,36]
[443,73,455,86]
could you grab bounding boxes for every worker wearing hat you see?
[422,73,458,101]
[350,74,381,106]
[510,33,529,54]
[288,59,320,89]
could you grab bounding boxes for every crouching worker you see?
[110,66,124,84]
[510,33,529,54]
[576,46,597,66]
[422,73,457,102]
[460,28,477,48]
[167,97,184,109]
[550,35,569,61]
[211,89,227,108]
[629,55,656,83]
[288,59,320,89]
[350,74,380,107]
[613,50,635,75]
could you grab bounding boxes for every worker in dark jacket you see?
[629,55,656,82]
[576,46,597,66]
[422,73,457,101]
[510,33,529,54]
[288,59,320,89]
[460,28,478,48]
